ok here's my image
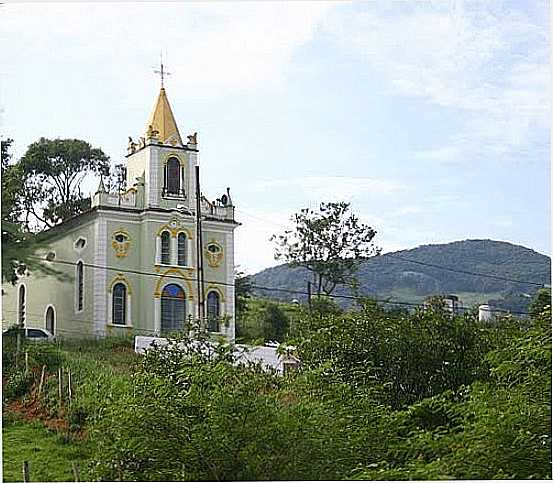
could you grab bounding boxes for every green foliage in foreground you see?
[3,415,91,482]
[2,307,550,481]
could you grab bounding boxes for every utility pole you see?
[307,281,312,311]
[195,166,206,325]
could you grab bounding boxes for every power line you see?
[24,256,532,316]
[381,252,548,287]
[235,206,548,288]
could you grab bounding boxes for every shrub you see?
[3,370,34,402]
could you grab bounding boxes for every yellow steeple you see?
[145,87,183,146]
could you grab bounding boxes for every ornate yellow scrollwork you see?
[112,229,131,258]
[205,240,224,268]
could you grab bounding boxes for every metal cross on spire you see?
[154,52,171,88]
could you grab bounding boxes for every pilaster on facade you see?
[149,147,160,207]
[225,232,236,341]
[93,218,108,337]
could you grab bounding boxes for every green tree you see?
[1,139,62,284]
[271,201,380,296]
[19,138,109,229]
[528,287,552,318]
[296,299,494,408]
[237,298,291,343]
[356,307,551,480]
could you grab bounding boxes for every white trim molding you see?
[93,218,108,337]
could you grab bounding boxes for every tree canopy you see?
[271,201,380,295]
[19,137,109,229]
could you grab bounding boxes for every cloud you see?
[414,146,462,163]
[1,2,336,98]
[323,2,550,159]
[254,176,404,201]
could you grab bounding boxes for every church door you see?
[45,306,55,335]
[161,284,186,334]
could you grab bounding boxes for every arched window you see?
[18,285,26,326]
[76,261,84,311]
[177,233,187,266]
[165,157,181,195]
[112,283,127,326]
[161,231,171,265]
[45,306,55,335]
[206,291,220,332]
[161,284,186,334]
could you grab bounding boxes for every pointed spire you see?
[145,87,183,146]
[96,175,107,194]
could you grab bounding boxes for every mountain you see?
[251,239,551,312]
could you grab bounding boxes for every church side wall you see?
[202,221,236,339]
[1,219,97,338]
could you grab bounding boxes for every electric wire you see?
[235,207,549,288]
[26,255,534,315]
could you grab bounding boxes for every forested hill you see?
[251,239,551,311]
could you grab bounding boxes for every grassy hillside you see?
[252,239,551,311]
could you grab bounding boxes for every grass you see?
[2,414,91,482]
[2,336,139,483]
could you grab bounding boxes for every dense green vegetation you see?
[252,239,551,312]
[3,292,551,481]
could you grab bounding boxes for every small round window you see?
[207,244,220,254]
[112,231,131,258]
[74,237,86,250]
[205,242,223,267]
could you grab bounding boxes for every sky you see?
[1,1,550,274]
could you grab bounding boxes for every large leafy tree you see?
[19,138,109,229]
[1,139,62,283]
[271,201,380,295]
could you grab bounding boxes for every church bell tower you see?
[125,67,198,212]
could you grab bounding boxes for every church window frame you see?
[44,305,56,335]
[206,290,221,332]
[177,232,188,266]
[108,276,132,327]
[75,260,84,313]
[160,283,187,335]
[163,156,184,198]
[111,283,128,326]
[160,231,171,265]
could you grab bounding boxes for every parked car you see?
[2,326,55,342]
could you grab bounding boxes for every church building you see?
[2,82,239,340]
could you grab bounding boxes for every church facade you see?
[2,85,239,340]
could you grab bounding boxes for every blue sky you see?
[1,1,550,274]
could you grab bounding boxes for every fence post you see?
[22,461,30,483]
[37,365,46,397]
[24,351,29,376]
[68,370,72,404]
[72,462,80,482]
[58,367,63,411]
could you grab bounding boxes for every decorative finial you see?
[187,132,198,145]
[154,51,171,88]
